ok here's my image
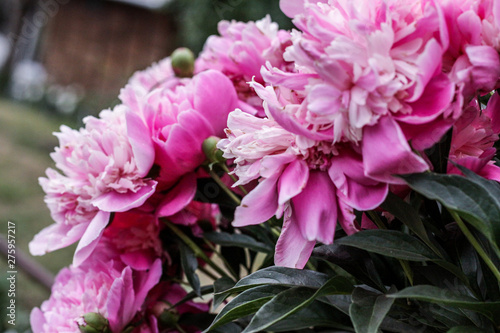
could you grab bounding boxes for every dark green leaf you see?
[240,276,354,333]
[381,192,444,257]
[213,277,236,309]
[335,230,438,261]
[268,300,352,332]
[204,231,273,253]
[179,241,201,296]
[424,127,452,174]
[349,287,395,333]
[207,285,288,331]
[401,170,500,252]
[216,267,330,298]
[209,323,242,333]
[386,285,500,325]
[447,326,490,333]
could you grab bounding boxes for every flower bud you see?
[78,312,111,333]
[203,136,225,164]
[152,301,180,329]
[171,47,195,78]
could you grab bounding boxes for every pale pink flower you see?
[31,105,157,266]
[196,15,293,116]
[219,108,388,268]
[30,247,162,333]
[268,0,455,155]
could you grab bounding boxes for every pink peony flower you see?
[31,105,157,266]
[30,245,162,333]
[441,0,500,101]
[196,15,293,116]
[218,109,388,268]
[131,282,210,333]
[122,69,239,222]
[268,0,455,154]
[448,93,500,181]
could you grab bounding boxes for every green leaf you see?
[401,170,500,252]
[179,241,201,296]
[241,276,354,333]
[349,287,395,333]
[207,285,288,331]
[447,326,490,333]
[380,192,444,257]
[386,285,500,326]
[335,230,438,261]
[268,300,352,332]
[216,267,330,299]
[204,231,273,253]
[213,277,236,309]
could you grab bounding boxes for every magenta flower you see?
[448,93,500,181]
[30,106,157,266]
[218,109,388,268]
[196,15,293,116]
[30,248,162,333]
[441,0,500,102]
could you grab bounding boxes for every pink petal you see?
[193,70,238,137]
[92,180,157,212]
[157,173,197,217]
[278,159,309,205]
[233,174,279,227]
[30,308,46,333]
[73,211,111,267]
[274,211,316,268]
[400,73,454,124]
[362,116,429,184]
[126,111,155,177]
[398,116,454,151]
[279,0,305,18]
[407,39,443,102]
[485,92,500,133]
[120,251,155,271]
[291,171,337,244]
[329,149,388,211]
[132,259,163,311]
[29,222,87,255]
[336,195,360,236]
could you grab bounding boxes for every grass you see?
[0,98,77,331]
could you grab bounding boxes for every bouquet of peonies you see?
[29,0,500,332]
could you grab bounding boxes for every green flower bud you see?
[78,312,111,333]
[171,47,195,78]
[202,136,225,164]
[152,301,180,329]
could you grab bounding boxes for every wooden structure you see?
[40,0,177,109]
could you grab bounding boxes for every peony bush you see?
[30,0,500,332]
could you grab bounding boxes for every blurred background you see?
[0,0,292,331]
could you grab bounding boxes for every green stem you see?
[198,265,219,281]
[367,210,386,230]
[448,210,500,282]
[203,239,239,280]
[208,169,242,206]
[368,210,413,285]
[163,220,230,279]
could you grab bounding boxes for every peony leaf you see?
[401,169,500,253]
[179,241,201,297]
[335,229,439,261]
[204,231,273,253]
[386,285,500,326]
[349,286,396,333]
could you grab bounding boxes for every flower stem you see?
[208,169,242,206]
[368,210,413,285]
[163,220,230,279]
[203,239,239,280]
[448,210,500,282]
